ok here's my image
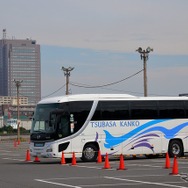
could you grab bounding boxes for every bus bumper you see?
[29,142,58,158]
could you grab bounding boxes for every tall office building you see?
[0,29,41,104]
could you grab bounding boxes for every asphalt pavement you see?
[0,140,188,188]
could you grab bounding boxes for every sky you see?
[1,0,188,98]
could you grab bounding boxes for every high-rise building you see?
[0,29,41,104]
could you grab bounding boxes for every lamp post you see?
[13,79,23,143]
[136,47,153,97]
[61,66,74,95]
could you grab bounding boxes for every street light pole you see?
[13,79,23,142]
[136,47,153,97]
[61,66,74,95]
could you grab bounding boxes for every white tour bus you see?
[30,94,188,161]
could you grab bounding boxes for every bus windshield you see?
[31,103,70,138]
[31,101,93,142]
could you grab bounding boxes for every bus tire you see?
[82,144,98,162]
[168,139,183,157]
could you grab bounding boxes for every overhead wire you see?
[41,68,176,98]
[42,84,66,98]
[70,69,143,88]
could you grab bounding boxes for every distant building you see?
[0,104,35,130]
[0,96,28,105]
[3,104,35,120]
[0,29,41,104]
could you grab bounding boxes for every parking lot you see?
[1,140,188,188]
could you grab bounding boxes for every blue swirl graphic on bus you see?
[104,120,188,149]
[130,142,154,152]
[126,133,160,152]
[136,122,188,139]
[128,133,160,144]
[103,119,167,149]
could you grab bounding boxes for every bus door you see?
[56,113,70,139]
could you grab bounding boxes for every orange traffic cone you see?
[71,152,77,166]
[97,150,102,163]
[25,149,31,161]
[164,152,170,169]
[103,153,110,169]
[170,155,179,175]
[117,154,126,170]
[61,151,66,164]
[34,156,40,162]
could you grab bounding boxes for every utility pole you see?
[136,47,153,97]
[61,66,74,95]
[13,79,23,142]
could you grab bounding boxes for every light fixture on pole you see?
[136,47,153,97]
[61,66,74,95]
[13,79,23,143]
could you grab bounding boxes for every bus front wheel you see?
[82,144,98,162]
[168,139,183,157]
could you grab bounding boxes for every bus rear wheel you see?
[82,144,98,162]
[168,140,183,157]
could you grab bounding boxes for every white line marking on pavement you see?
[2,157,26,162]
[0,153,21,157]
[77,165,115,170]
[105,176,188,188]
[79,182,141,187]
[127,163,162,168]
[0,150,12,152]
[35,179,82,188]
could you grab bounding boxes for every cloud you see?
[1,0,188,55]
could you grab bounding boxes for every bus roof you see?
[38,94,188,104]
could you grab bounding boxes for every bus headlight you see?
[46,148,53,152]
